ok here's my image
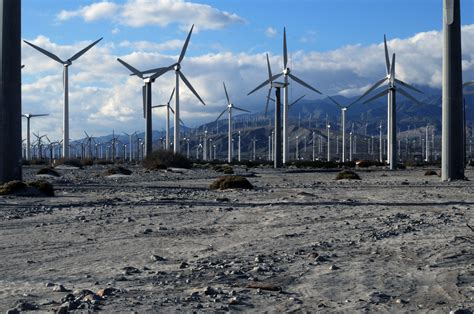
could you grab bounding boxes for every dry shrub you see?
[209,176,253,190]
[28,180,54,196]
[0,180,26,195]
[104,166,132,176]
[37,167,60,177]
[213,165,234,174]
[54,158,83,168]
[81,158,94,166]
[143,150,191,170]
[0,180,54,196]
[335,170,361,180]
[95,159,113,165]
[424,170,438,176]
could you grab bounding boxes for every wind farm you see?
[0,0,473,313]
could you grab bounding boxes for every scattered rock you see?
[5,308,20,314]
[53,284,70,292]
[329,265,340,270]
[122,266,141,275]
[335,170,361,180]
[247,282,281,291]
[450,310,473,314]
[151,255,166,262]
[179,262,189,269]
[96,287,117,297]
[209,176,253,190]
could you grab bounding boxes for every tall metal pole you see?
[238,131,241,162]
[341,108,346,162]
[63,65,69,158]
[379,122,383,163]
[312,131,315,161]
[26,117,31,160]
[388,89,397,169]
[166,106,170,150]
[145,82,152,157]
[274,88,282,168]
[0,0,21,183]
[327,124,331,161]
[174,70,180,153]
[349,131,353,161]
[442,0,464,180]
[228,108,232,163]
[283,76,289,164]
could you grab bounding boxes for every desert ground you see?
[0,164,473,313]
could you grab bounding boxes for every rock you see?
[6,308,20,314]
[96,287,117,297]
[122,266,141,275]
[204,286,218,296]
[82,293,103,303]
[151,255,166,262]
[45,282,55,287]
[15,301,38,310]
[143,228,153,234]
[228,297,239,305]
[179,261,189,269]
[450,310,473,314]
[73,289,94,297]
[368,291,391,303]
[53,284,70,292]
[329,265,340,270]
[395,298,408,304]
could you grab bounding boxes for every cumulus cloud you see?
[265,27,277,38]
[119,39,183,52]
[57,0,245,30]
[21,25,474,142]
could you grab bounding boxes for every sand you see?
[0,165,472,312]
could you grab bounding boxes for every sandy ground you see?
[0,165,473,313]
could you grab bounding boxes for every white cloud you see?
[111,27,120,34]
[119,39,183,52]
[21,25,474,142]
[57,0,245,30]
[265,27,277,38]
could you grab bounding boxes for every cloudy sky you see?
[22,0,474,140]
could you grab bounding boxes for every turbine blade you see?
[398,88,423,105]
[288,73,322,94]
[150,66,172,80]
[117,58,143,79]
[266,53,273,80]
[326,95,342,108]
[248,79,270,96]
[179,118,186,126]
[169,105,175,114]
[142,85,146,119]
[84,131,90,138]
[283,27,288,68]
[390,53,395,78]
[266,95,275,102]
[384,34,390,75]
[233,106,251,113]
[215,108,228,121]
[68,37,103,62]
[265,88,272,116]
[223,82,230,104]
[354,77,388,102]
[289,94,305,107]
[395,78,423,94]
[168,87,176,104]
[179,71,206,106]
[271,73,283,81]
[152,104,166,108]
[463,81,474,87]
[178,24,194,64]
[31,114,49,117]
[363,88,389,104]
[23,40,64,64]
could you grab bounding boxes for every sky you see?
[21,0,474,140]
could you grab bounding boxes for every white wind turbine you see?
[280,27,322,164]
[117,58,170,156]
[22,113,48,160]
[24,38,102,158]
[216,82,250,163]
[140,25,206,153]
[357,35,423,170]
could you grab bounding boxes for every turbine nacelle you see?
[283,67,290,76]
[174,63,181,71]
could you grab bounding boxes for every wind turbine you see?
[140,25,206,153]
[24,37,102,159]
[152,88,180,150]
[22,113,48,160]
[356,35,423,170]
[326,96,358,162]
[216,82,250,163]
[248,53,287,168]
[280,27,323,164]
[117,58,170,157]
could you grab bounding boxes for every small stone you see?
[122,266,141,275]
[96,287,117,297]
[179,261,189,269]
[6,308,20,314]
[450,310,473,314]
[204,286,218,296]
[395,298,408,304]
[143,228,153,234]
[228,297,239,305]
[53,284,70,292]
[45,282,55,287]
[15,301,38,310]
[329,265,340,270]
[151,255,166,262]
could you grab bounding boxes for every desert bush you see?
[355,160,385,168]
[0,180,26,195]
[27,159,47,166]
[335,170,361,180]
[397,164,407,170]
[424,170,438,176]
[104,166,132,176]
[54,158,83,168]
[95,159,114,165]
[81,158,94,166]
[289,160,340,169]
[213,165,234,174]
[143,150,192,170]
[209,176,253,190]
[223,167,234,174]
[28,180,54,196]
[37,167,60,177]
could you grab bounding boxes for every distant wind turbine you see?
[22,113,48,160]
[357,35,423,170]
[216,82,250,163]
[24,37,102,158]
[117,58,170,156]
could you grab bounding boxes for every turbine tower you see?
[442,0,464,181]
[24,37,102,159]
[152,88,175,150]
[248,54,287,168]
[0,0,21,183]
[141,25,206,153]
[326,96,358,162]
[281,28,322,164]
[117,58,170,156]
[22,113,49,160]
[357,35,423,170]
[216,82,250,163]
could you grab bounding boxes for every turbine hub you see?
[283,67,290,75]
[174,63,181,71]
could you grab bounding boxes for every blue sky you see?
[20,0,474,139]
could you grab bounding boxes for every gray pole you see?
[327,124,331,161]
[26,117,31,160]
[379,123,383,162]
[274,88,282,168]
[63,65,69,158]
[166,106,170,150]
[228,109,232,163]
[442,0,464,180]
[388,89,397,169]
[238,131,241,162]
[145,82,152,157]
[0,0,21,183]
[174,70,180,153]
[283,76,289,164]
[349,131,353,161]
[341,108,346,162]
